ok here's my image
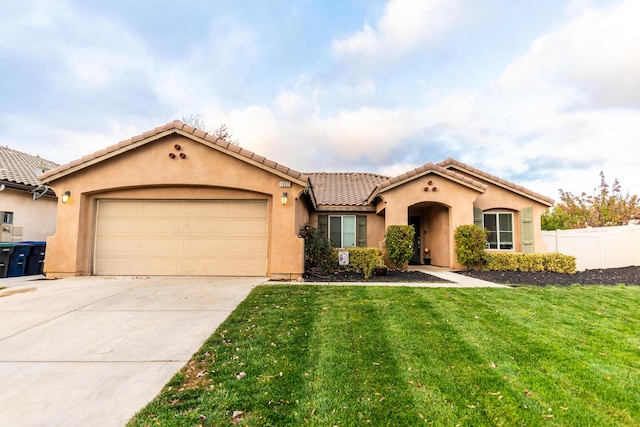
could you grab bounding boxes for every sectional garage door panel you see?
[94,200,268,276]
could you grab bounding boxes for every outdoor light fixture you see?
[281,192,288,206]
[61,191,72,204]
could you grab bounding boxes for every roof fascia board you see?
[446,165,553,206]
[367,170,485,203]
[40,129,308,187]
[40,129,176,184]
[187,130,308,187]
[314,205,377,213]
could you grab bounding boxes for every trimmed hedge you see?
[454,224,489,270]
[335,247,384,279]
[384,225,415,271]
[484,252,576,274]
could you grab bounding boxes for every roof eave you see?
[39,124,309,187]
[314,205,377,213]
[367,169,486,203]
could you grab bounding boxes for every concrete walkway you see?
[0,275,262,427]
[272,266,508,288]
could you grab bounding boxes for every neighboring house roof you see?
[39,120,309,186]
[307,172,389,210]
[438,158,554,206]
[0,145,59,190]
[367,162,488,203]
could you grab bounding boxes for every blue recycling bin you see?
[23,241,46,275]
[8,243,32,277]
[0,243,13,278]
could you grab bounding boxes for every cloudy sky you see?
[1,0,639,200]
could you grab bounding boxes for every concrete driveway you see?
[0,275,263,427]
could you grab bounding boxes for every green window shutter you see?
[473,207,483,227]
[318,215,328,239]
[521,207,534,253]
[356,215,367,247]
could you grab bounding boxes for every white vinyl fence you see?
[542,224,640,271]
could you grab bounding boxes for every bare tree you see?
[181,114,239,145]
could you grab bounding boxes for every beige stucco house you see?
[0,146,59,242]
[39,121,553,279]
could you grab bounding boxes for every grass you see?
[128,285,640,426]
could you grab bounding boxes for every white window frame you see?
[483,212,514,250]
[328,215,356,248]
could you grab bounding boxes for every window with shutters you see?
[329,215,356,248]
[483,212,514,250]
[318,215,367,248]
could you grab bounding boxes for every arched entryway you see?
[408,202,451,267]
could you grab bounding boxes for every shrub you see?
[542,252,577,274]
[518,254,545,272]
[484,252,576,274]
[338,247,384,279]
[454,224,489,270]
[299,223,335,273]
[484,252,519,271]
[384,225,415,270]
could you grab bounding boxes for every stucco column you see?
[43,184,82,278]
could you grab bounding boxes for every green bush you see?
[484,252,519,271]
[299,223,335,273]
[518,254,545,272]
[454,225,489,270]
[384,225,415,270]
[542,252,577,274]
[484,252,576,274]
[338,247,384,279]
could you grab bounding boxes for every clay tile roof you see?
[437,158,554,205]
[39,120,309,184]
[307,172,390,206]
[0,146,59,187]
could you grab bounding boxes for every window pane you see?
[342,216,356,247]
[329,216,342,247]
[484,213,497,249]
[483,214,497,232]
[499,213,513,231]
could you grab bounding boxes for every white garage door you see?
[94,200,268,276]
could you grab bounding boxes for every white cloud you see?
[332,0,463,62]
[498,0,640,108]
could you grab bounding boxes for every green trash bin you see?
[0,243,14,278]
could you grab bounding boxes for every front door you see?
[409,216,421,264]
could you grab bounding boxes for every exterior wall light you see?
[61,191,72,204]
[281,192,288,206]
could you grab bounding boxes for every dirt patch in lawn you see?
[458,266,640,286]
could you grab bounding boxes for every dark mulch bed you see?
[302,269,451,283]
[300,266,640,286]
[458,266,640,286]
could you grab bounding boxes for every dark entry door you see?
[409,216,421,264]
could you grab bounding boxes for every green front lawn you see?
[129,285,640,426]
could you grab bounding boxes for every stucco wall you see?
[43,134,306,279]
[473,183,549,253]
[0,188,57,241]
[308,211,386,250]
[378,173,481,268]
